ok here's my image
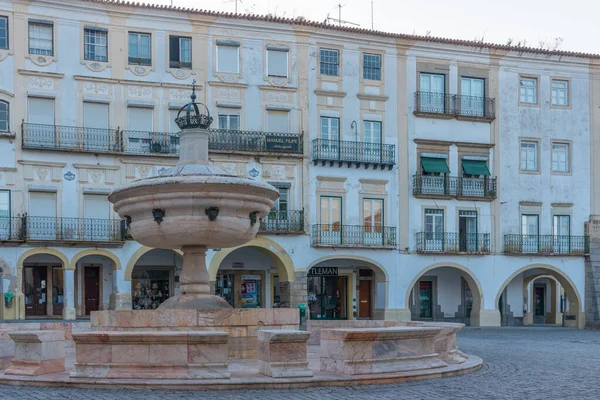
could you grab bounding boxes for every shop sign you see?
[242,275,261,280]
[308,267,338,276]
[265,135,300,153]
[307,293,317,301]
[232,262,244,268]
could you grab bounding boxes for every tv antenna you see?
[223,0,243,14]
[324,3,359,27]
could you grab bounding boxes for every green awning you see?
[420,157,450,174]
[462,159,490,176]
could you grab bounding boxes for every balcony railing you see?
[0,216,125,244]
[259,210,304,234]
[311,224,396,248]
[169,60,192,69]
[312,139,395,169]
[414,91,454,116]
[0,217,25,241]
[416,232,491,254]
[504,234,589,256]
[128,57,152,66]
[412,174,497,200]
[414,92,496,121]
[22,123,304,156]
[454,95,496,120]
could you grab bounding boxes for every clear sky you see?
[144,0,599,54]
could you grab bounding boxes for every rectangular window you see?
[459,210,478,252]
[169,36,191,69]
[218,114,240,130]
[0,190,9,218]
[216,44,239,74]
[127,107,154,152]
[424,209,444,235]
[553,215,570,236]
[267,49,288,78]
[0,16,7,49]
[0,101,8,131]
[128,32,151,65]
[460,77,485,116]
[520,77,537,104]
[320,117,339,141]
[552,143,569,172]
[274,187,289,212]
[363,198,383,232]
[83,102,109,150]
[362,53,381,81]
[521,214,539,253]
[419,73,445,112]
[27,97,55,125]
[363,121,381,144]
[84,28,108,62]
[520,141,538,171]
[552,80,569,106]
[28,21,53,56]
[320,48,339,76]
[320,196,342,227]
[266,110,289,133]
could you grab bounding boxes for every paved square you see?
[0,327,598,399]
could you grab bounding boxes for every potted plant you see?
[4,292,14,308]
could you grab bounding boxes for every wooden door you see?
[358,280,371,318]
[24,266,47,316]
[84,266,100,315]
[534,286,545,324]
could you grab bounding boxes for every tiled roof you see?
[84,0,600,60]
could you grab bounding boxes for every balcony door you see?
[459,210,477,252]
[83,194,111,241]
[168,108,181,154]
[419,73,445,112]
[0,190,10,240]
[420,156,450,195]
[363,121,382,163]
[83,101,110,151]
[266,186,290,231]
[461,159,491,197]
[553,215,570,254]
[29,191,57,240]
[424,208,444,252]
[363,198,383,246]
[460,77,485,116]
[320,116,340,158]
[320,196,342,245]
[521,214,539,253]
[27,97,55,148]
[127,106,154,153]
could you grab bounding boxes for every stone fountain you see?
[109,83,279,309]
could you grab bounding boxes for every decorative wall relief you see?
[34,167,49,181]
[83,82,109,95]
[28,77,54,89]
[128,86,152,98]
[64,171,75,181]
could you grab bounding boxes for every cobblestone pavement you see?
[1,327,599,399]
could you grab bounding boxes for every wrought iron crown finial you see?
[191,79,197,103]
[174,79,213,130]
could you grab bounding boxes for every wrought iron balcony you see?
[259,210,305,234]
[454,95,496,121]
[22,123,304,157]
[24,216,125,244]
[22,123,120,153]
[414,92,496,122]
[0,217,25,242]
[128,57,152,66]
[312,139,395,170]
[504,234,589,256]
[311,224,396,248]
[414,91,454,117]
[416,232,491,254]
[412,174,497,200]
[169,60,192,69]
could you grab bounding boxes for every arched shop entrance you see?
[406,264,483,326]
[496,264,582,328]
[212,246,291,309]
[21,252,68,318]
[130,249,182,310]
[71,252,118,316]
[306,257,388,321]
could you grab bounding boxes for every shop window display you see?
[131,268,171,310]
[307,275,348,320]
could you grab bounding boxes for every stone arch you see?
[208,236,295,282]
[124,246,183,281]
[71,249,121,271]
[404,262,484,326]
[494,263,583,328]
[305,254,389,283]
[17,248,70,272]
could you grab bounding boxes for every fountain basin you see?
[109,174,278,249]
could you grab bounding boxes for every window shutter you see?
[217,45,239,73]
[29,192,57,217]
[27,97,55,125]
[266,110,289,133]
[127,107,153,132]
[83,102,109,129]
[84,194,110,220]
[169,109,180,134]
[169,36,179,62]
[267,49,288,77]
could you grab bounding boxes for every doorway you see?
[84,266,100,316]
[358,280,371,318]
[459,210,477,252]
[534,285,546,324]
[419,281,433,318]
[24,266,47,316]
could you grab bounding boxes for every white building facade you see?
[0,0,595,328]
